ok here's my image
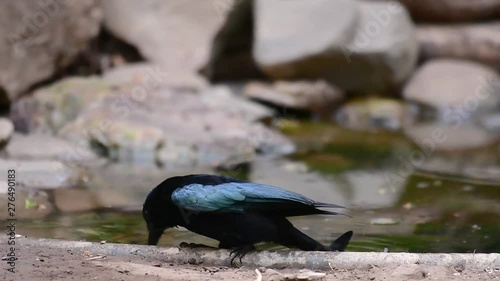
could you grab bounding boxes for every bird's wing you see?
[171,182,343,216]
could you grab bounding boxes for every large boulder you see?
[398,0,500,22]
[0,0,102,104]
[417,23,500,69]
[102,0,228,73]
[403,59,500,150]
[253,0,418,93]
[11,66,294,168]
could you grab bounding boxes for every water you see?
[16,122,500,253]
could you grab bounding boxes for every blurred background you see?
[0,0,499,253]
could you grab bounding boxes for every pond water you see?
[17,122,500,253]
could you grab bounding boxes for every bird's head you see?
[142,176,185,245]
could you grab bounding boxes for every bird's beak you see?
[147,223,164,245]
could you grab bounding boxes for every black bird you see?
[143,174,353,266]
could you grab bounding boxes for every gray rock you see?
[398,0,500,22]
[403,59,500,112]
[14,75,293,168]
[403,59,500,150]
[244,80,344,112]
[6,133,99,165]
[253,0,418,93]
[0,0,102,104]
[0,159,86,189]
[417,23,500,69]
[0,118,14,149]
[343,1,418,91]
[103,0,227,73]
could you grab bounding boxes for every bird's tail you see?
[329,230,353,251]
[278,220,353,252]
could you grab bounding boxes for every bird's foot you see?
[179,242,214,249]
[229,245,255,268]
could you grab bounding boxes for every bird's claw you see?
[229,249,245,268]
[229,245,254,268]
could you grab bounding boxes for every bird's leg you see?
[229,244,255,268]
[179,242,215,249]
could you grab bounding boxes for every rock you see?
[0,0,102,104]
[335,98,405,131]
[417,23,500,69]
[403,59,500,150]
[5,133,99,165]
[403,59,500,113]
[243,80,343,112]
[253,0,418,93]
[14,76,293,168]
[102,0,227,73]
[0,118,14,149]
[0,159,87,189]
[398,0,500,22]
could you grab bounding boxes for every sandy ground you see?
[2,242,499,281]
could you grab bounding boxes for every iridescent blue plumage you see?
[171,181,343,215]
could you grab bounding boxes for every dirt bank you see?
[1,236,499,281]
